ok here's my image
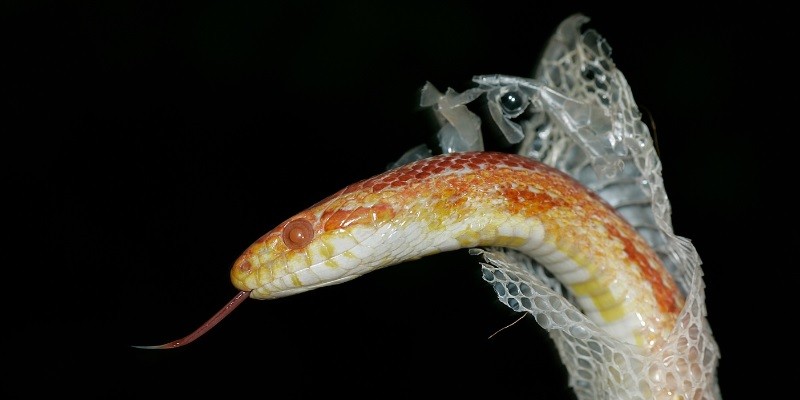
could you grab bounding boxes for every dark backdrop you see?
[6,1,784,398]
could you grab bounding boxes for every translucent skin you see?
[230,151,684,349]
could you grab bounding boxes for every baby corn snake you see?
[138,150,683,352]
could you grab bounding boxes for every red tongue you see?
[133,290,249,349]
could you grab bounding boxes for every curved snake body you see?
[230,151,683,350]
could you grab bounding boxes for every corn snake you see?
[139,151,683,351]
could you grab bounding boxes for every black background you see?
[5,1,788,398]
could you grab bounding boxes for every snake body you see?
[230,151,684,350]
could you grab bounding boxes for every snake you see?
[138,150,684,353]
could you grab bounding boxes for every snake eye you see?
[498,88,528,117]
[282,219,314,249]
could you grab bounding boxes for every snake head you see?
[136,196,397,349]
[231,189,399,300]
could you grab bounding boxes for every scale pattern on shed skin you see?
[230,151,684,350]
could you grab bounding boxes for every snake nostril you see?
[238,258,252,273]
